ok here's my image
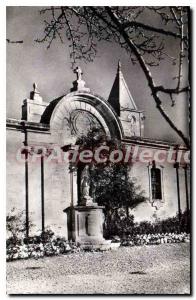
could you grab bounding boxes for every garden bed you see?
[121,232,190,246]
[7,232,190,262]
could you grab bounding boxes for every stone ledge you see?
[79,240,120,251]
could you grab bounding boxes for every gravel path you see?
[7,243,190,294]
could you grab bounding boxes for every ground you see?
[7,243,190,295]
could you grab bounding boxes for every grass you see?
[7,243,190,294]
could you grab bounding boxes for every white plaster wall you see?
[129,147,188,222]
[27,131,71,237]
[7,129,71,238]
[7,129,25,214]
[7,129,190,238]
[44,161,70,237]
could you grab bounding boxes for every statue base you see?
[64,205,116,250]
[80,196,98,207]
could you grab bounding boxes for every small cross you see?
[33,82,38,93]
[74,66,83,81]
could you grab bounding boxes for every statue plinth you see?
[80,196,98,207]
[64,205,113,250]
[64,163,117,250]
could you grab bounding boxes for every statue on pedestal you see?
[80,165,95,206]
[65,163,113,250]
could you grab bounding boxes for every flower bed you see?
[6,234,80,261]
[121,232,190,247]
[7,226,191,261]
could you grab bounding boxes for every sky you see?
[6,6,189,144]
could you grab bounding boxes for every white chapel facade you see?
[6,62,190,238]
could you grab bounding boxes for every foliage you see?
[133,210,190,235]
[104,214,135,239]
[36,6,190,147]
[108,210,190,239]
[6,208,33,243]
[6,209,79,261]
[76,128,147,235]
[76,126,109,150]
[91,164,146,233]
[6,209,190,260]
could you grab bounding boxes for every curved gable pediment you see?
[48,91,123,146]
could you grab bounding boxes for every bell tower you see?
[108,61,144,138]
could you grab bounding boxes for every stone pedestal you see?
[64,158,119,250]
[64,205,112,250]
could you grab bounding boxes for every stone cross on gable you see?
[33,82,39,93]
[71,66,90,92]
[74,66,83,81]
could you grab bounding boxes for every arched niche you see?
[49,91,123,147]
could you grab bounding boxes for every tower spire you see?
[117,60,121,72]
[108,61,144,137]
[108,61,137,116]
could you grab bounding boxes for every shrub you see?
[6,209,79,261]
[104,210,190,238]
[132,210,190,235]
[104,214,135,238]
[7,209,26,241]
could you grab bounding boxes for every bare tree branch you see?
[105,6,190,148]
[122,20,184,40]
[36,6,190,147]
[6,39,23,44]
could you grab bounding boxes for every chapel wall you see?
[7,129,70,238]
[6,127,190,238]
[7,129,25,214]
[26,131,71,237]
[129,152,188,222]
